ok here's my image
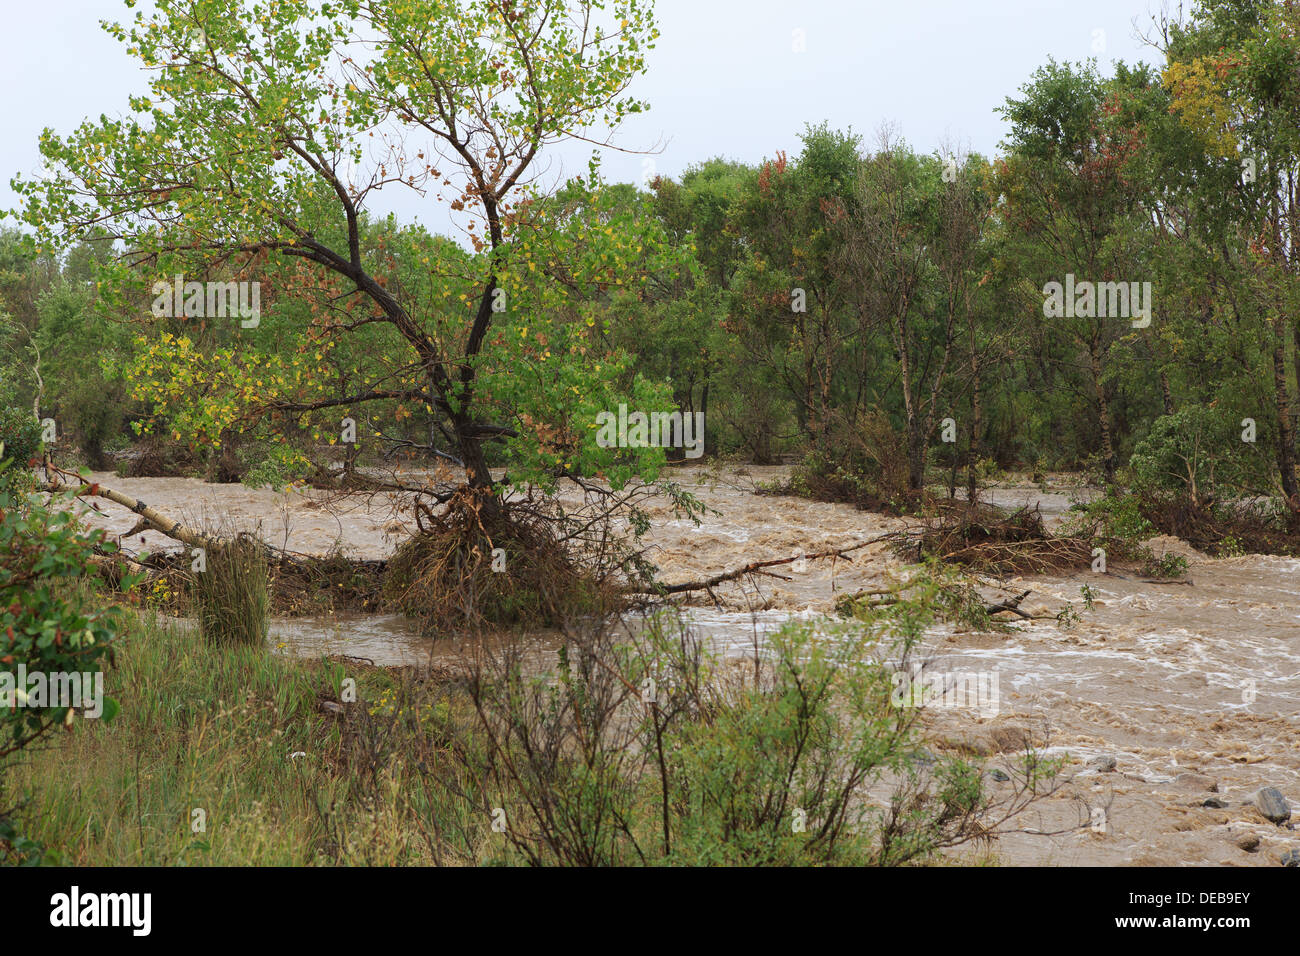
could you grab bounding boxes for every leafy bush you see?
[1218,535,1245,558]
[1062,491,1155,560]
[0,480,124,758]
[975,456,1005,484]
[1142,551,1189,579]
[0,405,41,494]
[242,444,315,492]
[784,410,912,509]
[0,812,60,865]
[1130,405,1272,509]
[447,591,1061,866]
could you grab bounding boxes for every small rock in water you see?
[1281,849,1300,868]
[1171,773,1218,793]
[1254,787,1291,825]
[1236,833,1261,852]
[1203,797,1230,809]
[1085,755,1117,773]
[988,769,1010,782]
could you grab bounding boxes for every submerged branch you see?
[635,532,903,596]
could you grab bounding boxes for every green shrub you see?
[0,406,41,494]
[456,599,1060,866]
[783,411,912,509]
[1130,405,1272,508]
[242,444,314,491]
[1063,491,1154,559]
[1219,535,1246,558]
[0,482,124,757]
[1142,551,1189,579]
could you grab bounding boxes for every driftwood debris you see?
[42,467,388,614]
[982,589,1037,619]
[904,504,1092,574]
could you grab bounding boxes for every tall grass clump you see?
[188,536,269,647]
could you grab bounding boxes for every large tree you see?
[13,0,667,506]
[998,59,1152,480]
[1158,0,1300,526]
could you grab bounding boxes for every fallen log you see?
[38,466,391,617]
[42,468,387,571]
[43,469,215,552]
[635,532,903,596]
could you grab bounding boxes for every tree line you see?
[0,0,1296,535]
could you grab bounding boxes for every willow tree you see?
[12,0,670,506]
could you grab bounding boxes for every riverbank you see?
[35,464,1300,865]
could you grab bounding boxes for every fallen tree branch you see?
[839,586,1042,619]
[43,468,215,552]
[634,532,903,596]
[983,589,1034,618]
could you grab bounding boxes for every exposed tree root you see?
[382,486,619,633]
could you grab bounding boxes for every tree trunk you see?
[907,419,926,493]
[967,360,982,503]
[700,378,710,461]
[453,415,494,492]
[1271,317,1300,530]
[1089,336,1117,480]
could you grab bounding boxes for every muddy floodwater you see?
[66,465,1300,866]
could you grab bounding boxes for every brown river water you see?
[63,465,1300,866]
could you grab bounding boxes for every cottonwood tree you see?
[831,137,956,493]
[728,125,864,453]
[13,0,670,510]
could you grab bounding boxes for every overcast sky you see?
[1,0,1168,233]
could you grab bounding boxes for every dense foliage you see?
[0,0,1295,537]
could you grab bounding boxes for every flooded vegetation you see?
[2,0,1299,895]
[45,463,1300,866]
